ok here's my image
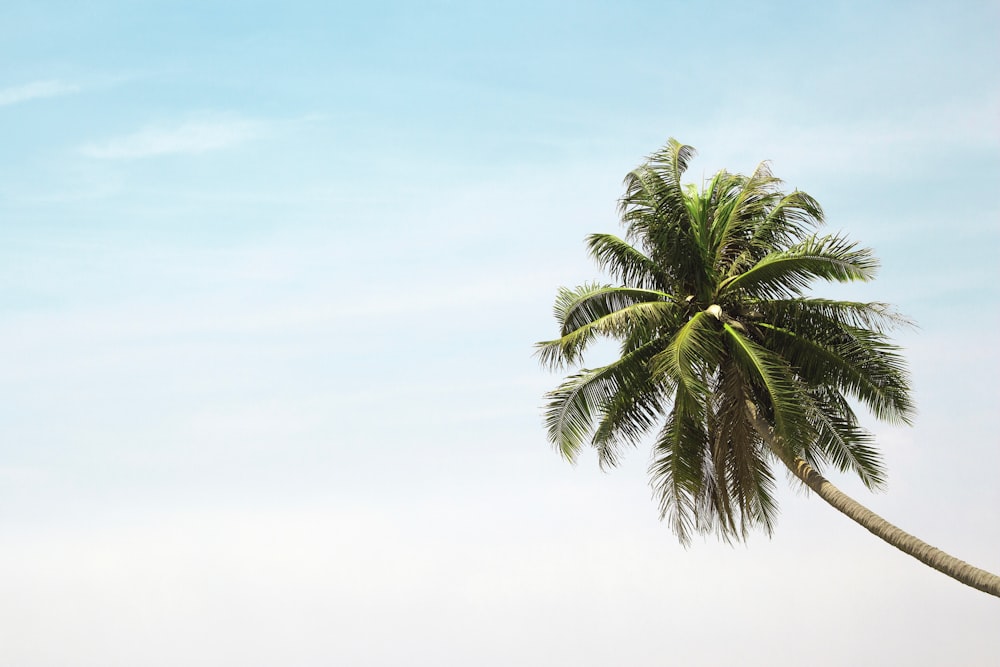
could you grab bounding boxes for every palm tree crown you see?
[537,138,913,544]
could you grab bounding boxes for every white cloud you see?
[0,79,80,107]
[81,116,264,159]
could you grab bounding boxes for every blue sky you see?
[1,1,998,665]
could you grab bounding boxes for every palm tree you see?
[537,138,1000,597]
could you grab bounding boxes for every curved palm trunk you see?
[752,419,1000,598]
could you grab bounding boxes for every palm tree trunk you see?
[751,417,1000,598]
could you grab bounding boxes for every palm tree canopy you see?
[537,139,913,544]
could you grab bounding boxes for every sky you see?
[0,1,998,664]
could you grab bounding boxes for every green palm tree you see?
[537,138,1000,597]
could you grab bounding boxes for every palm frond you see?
[592,342,673,469]
[832,325,913,423]
[651,310,723,395]
[718,188,825,280]
[535,283,677,369]
[621,138,696,227]
[555,283,676,335]
[708,162,783,264]
[618,139,706,293]
[753,299,913,423]
[705,365,748,538]
[722,323,812,447]
[755,189,824,247]
[649,387,707,544]
[709,362,780,539]
[804,388,887,490]
[756,298,913,334]
[719,234,879,299]
[757,320,913,425]
[542,347,658,461]
[586,233,666,289]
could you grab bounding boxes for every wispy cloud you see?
[0,79,80,107]
[81,116,264,159]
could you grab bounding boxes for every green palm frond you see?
[542,346,658,461]
[757,320,913,425]
[718,187,825,280]
[620,162,686,241]
[591,342,672,469]
[705,366,749,539]
[619,140,708,294]
[650,387,708,544]
[709,362,780,539]
[535,285,678,369]
[755,189,824,247]
[622,139,696,228]
[803,388,887,490]
[832,325,913,423]
[586,233,665,289]
[719,234,879,299]
[757,298,913,334]
[553,282,676,334]
[708,162,783,263]
[721,323,812,447]
[652,310,723,395]
[753,298,913,422]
